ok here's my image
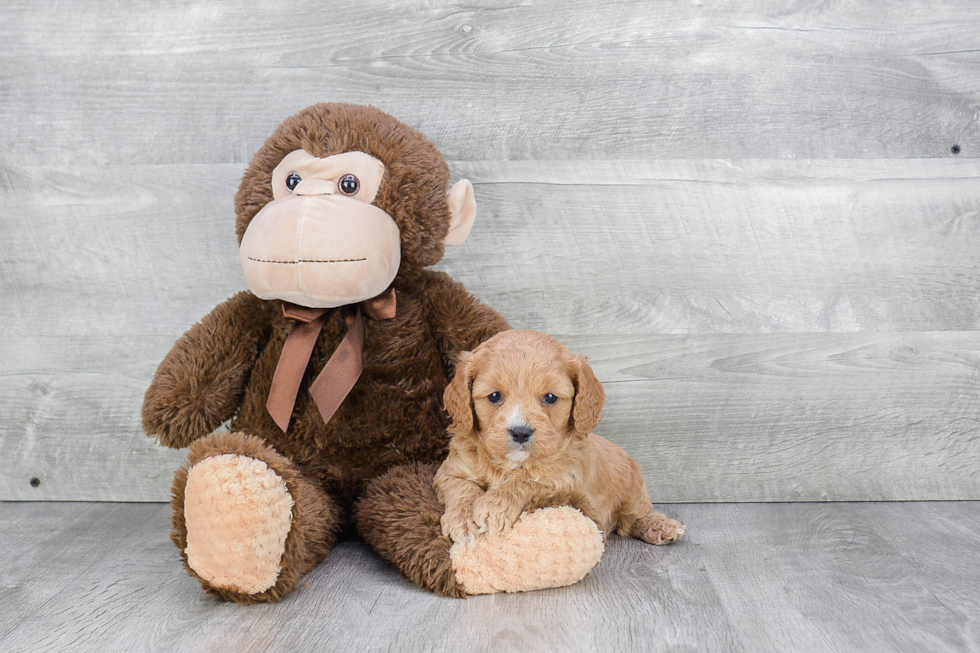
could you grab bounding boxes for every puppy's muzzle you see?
[509,425,533,444]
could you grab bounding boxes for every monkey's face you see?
[239,149,401,308]
[236,104,480,307]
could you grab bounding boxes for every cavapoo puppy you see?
[435,329,685,546]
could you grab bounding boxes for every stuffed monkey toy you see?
[142,104,604,602]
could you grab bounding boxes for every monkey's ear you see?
[445,179,477,246]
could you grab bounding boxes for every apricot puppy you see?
[435,330,685,546]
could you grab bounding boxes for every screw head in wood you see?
[30,477,40,487]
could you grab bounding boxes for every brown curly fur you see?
[435,330,685,546]
[354,463,465,598]
[143,104,509,601]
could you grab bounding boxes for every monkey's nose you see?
[293,178,336,196]
[509,426,533,444]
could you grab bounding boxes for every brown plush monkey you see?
[142,104,603,602]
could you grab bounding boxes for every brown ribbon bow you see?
[266,288,397,432]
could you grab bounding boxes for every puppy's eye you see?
[285,172,302,191]
[487,391,502,404]
[543,393,558,405]
[339,174,359,196]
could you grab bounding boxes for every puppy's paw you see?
[638,515,686,545]
[472,493,525,537]
[441,509,480,544]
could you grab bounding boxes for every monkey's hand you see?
[142,292,271,449]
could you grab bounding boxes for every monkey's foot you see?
[172,433,338,603]
[183,453,295,595]
[450,506,604,594]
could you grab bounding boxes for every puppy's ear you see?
[569,356,605,436]
[444,351,476,434]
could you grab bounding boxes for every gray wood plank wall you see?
[1,0,978,501]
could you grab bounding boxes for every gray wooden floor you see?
[1,502,978,653]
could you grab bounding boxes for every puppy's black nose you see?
[509,426,533,444]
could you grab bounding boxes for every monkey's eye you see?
[338,174,360,196]
[285,172,302,192]
[543,393,558,405]
[487,391,502,404]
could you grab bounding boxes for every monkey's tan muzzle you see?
[239,194,401,308]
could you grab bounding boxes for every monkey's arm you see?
[420,271,511,373]
[142,291,273,449]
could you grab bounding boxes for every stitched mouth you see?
[247,257,367,264]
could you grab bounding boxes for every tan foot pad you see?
[184,454,294,595]
[451,506,605,595]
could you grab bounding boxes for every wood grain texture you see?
[1,501,976,652]
[689,502,980,652]
[3,330,978,502]
[5,159,980,338]
[573,331,980,502]
[3,159,980,501]
[448,159,980,334]
[0,0,978,165]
